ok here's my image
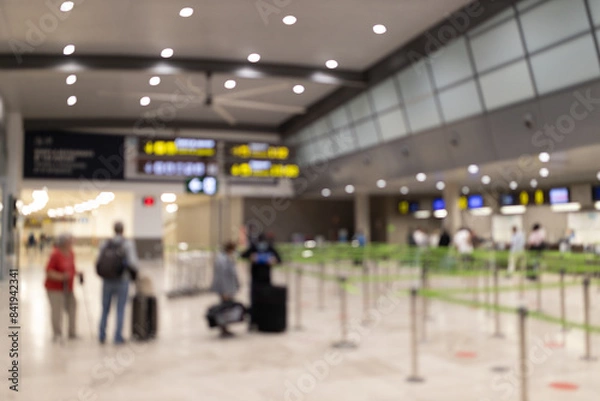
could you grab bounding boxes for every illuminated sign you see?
[142,196,155,207]
[459,196,468,210]
[229,160,300,179]
[141,137,216,157]
[227,142,290,160]
[398,201,420,215]
[534,189,545,205]
[185,176,218,196]
[468,195,484,209]
[138,160,218,177]
[519,191,529,205]
[432,198,445,211]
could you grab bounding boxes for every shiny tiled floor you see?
[0,250,598,400]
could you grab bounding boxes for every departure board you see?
[225,141,299,179]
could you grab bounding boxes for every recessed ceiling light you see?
[60,1,74,12]
[161,48,174,58]
[248,53,261,63]
[530,179,538,188]
[149,76,161,86]
[416,173,427,182]
[376,179,387,189]
[66,74,77,85]
[462,186,470,195]
[539,152,550,163]
[436,181,446,190]
[539,168,549,178]
[321,188,331,198]
[283,15,297,25]
[179,7,194,18]
[400,186,409,195]
[67,96,77,106]
[224,79,237,89]
[63,44,75,55]
[481,175,491,185]
[509,181,518,190]
[597,171,600,181]
[326,60,339,69]
[373,24,387,34]
[293,84,305,94]
[140,96,151,107]
[468,164,479,174]
[345,185,355,194]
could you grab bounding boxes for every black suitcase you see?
[132,295,158,340]
[206,301,247,328]
[253,285,287,333]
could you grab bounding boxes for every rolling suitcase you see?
[253,285,287,333]
[132,295,158,340]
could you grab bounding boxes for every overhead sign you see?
[226,142,290,160]
[138,160,218,177]
[140,137,216,157]
[185,176,218,196]
[228,160,300,179]
[24,131,125,180]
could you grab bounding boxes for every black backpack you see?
[96,240,127,279]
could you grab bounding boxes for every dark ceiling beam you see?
[279,0,520,136]
[23,118,278,134]
[0,54,367,88]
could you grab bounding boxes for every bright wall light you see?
[166,204,179,214]
[433,209,448,219]
[551,202,581,213]
[414,210,431,219]
[471,207,493,216]
[500,205,526,215]
[161,193,177,203]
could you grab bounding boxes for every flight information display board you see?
[225,141,299,179]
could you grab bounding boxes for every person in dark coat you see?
[210,241,240,338]
[241,233,281,331]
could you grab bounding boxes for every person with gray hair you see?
[96,221,139,344]
[44,233,82,342]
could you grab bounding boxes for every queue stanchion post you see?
[536,267,543,312]
[484,259,491,310]
[492,264,504,338]
[332,276,357,349]
[362,261,371,325]
[295,267,303,330]
[559,268,568,332]
[581,277,596,361]
[407,287,424,383]
[319,262,325,310]
[518,307,529,401]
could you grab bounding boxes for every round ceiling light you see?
[60,1,74,12]
[161,48,174,58]
[179,7,194,18]
[468,164,479,174]
[149,76,161,86]
[67,96,77,106]
[224,79,237,89]
[325,60,339,69]
[345,185,355,194]
[400,186,409,195]
[63,44,75,55]
[539,168,550,178]
[481,175,491,185]
[321,188,332,198]
[509,181,518,190]
[248,53,261,63]
[538,152,550,163]
[436,181,446,191]
[530,179,538,188]
[376,179,387,189]
[66,74,77,85]
[416,173,427,182]
[373,24,387,34]
[283,15,297,25]
[293,84,305,94]
[462,186,470,195]
[140,96,151,107]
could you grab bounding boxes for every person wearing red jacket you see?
[44,233,81,342]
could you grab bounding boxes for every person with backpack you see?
[96,221,139,345]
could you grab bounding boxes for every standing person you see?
[96,221,139,345]
[45,233,82,343]
[527,223,546,281]
[454,227,474,270]
[210,241,240,338]
[507,226,526,278]
[241,233,281,331]
[438,229,451,247]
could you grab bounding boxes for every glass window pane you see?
[590,0,600,26]
[329,105,350,129]
[313,137,335,162]
[398,60,434,101]
[471,19,525,73]
[370,77,400,113]
[297,126,314,144]
[479,60,535,111]
[378,107,408,142]
[354,119,380,150]
[331,127,356,157]
[430,38,473,89]
[517,0,545,12]
[439,80,483,123]
[531,34,600,95]
[311,117,331,138]
[348,93,373,121]
[405,96,442,133]
[470,7,515,37]
[521,0,589,53]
